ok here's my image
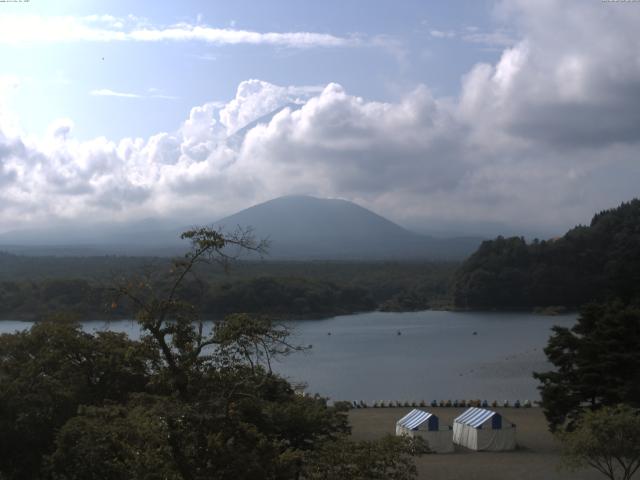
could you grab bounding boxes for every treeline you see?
[453,199,640,309]
[194,277,376,318]
[0,251,154,281]
[0,279,111,320]
[0,277,372,320]
[0,260,456,320]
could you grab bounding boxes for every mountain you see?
[0,196,482,259]
[452,198,640,309]
[213,195,481,260]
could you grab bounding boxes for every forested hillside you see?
[453,199,640,309]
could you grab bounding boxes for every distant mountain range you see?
[0,196,483,260]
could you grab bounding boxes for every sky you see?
[0,0,639,238]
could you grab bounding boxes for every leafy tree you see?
[558,404,640,480]
[111,226,269,397]
[534,300,640,431]
[301,435,428,480]
[46,398,182,480]
[214,312,302,373]
[48,389,349,480]
[44,227,352,480]
[0,320,152,479]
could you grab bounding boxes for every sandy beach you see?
[349,407,604,480]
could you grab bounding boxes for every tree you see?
[46,398,182,480]
[111,226,270,398]
[45,226,353,480]
[301,435,428,480]
[558,404,640,480]
[0,320,152,479]
[534,300,640,431]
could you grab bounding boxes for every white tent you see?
[396,409,454,453]
[452,407,516,451]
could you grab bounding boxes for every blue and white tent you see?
[452,407,516,451]
[396,409,453,453]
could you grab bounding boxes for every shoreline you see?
[0,305,579,323]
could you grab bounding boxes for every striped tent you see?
[396,409,453,453]
[452,407,516,451]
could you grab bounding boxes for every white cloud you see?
[429,27,515,47]
[430,30,456,39]
[127,25,355,48]
[1,1,640,235]
[0,15,359,49]
[90,88,178,100]
[219,80,323,135]
[90,89,142,98]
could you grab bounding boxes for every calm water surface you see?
[0,310,576,402]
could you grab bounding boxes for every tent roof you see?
[397,409,434,430]
[454,407,497,428]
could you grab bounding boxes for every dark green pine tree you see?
[534,300,640,431]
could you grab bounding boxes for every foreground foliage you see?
[0,227,425,480]
[302,435,428,480]
[0,320,153,478]
[558,404,640,480]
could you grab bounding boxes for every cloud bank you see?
[1,1,639,236]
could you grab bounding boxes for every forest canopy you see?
[452,199,640,310]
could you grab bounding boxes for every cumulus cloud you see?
[219,80,324,135]
[462,0,640,149]
[0,15,359,48]
[1,1,640,236]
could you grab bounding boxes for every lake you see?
[0,310,576,403]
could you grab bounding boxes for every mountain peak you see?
[214,196,479,260]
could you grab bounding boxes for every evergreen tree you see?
[534,300,640,431]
